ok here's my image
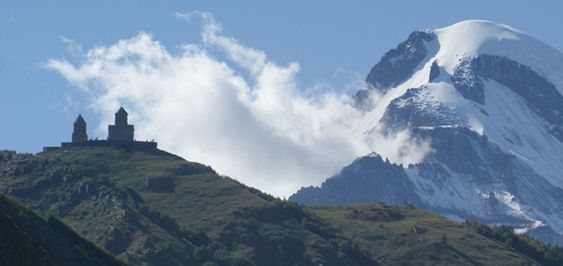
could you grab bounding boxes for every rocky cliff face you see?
[365,31,437,92]
[291,20,563,246]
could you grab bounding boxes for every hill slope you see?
[0,147,374,265]
[0,193,124,266]
[310,204,563,265]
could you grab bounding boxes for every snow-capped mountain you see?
[290,20,563,245]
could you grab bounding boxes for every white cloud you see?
[44,11,431,197]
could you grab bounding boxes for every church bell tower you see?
[72,114,88,143]
[108,107,134,141]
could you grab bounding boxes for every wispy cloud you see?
[59,36,85,59]
[44,11,431,197]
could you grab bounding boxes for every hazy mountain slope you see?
[0,194,124,266]
[291,154,424,206]
[292,20,563,245]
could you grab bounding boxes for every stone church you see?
[44,107,157,151]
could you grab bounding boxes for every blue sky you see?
[2,1,562,152]
[3,1,563,196]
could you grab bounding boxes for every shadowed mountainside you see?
[0,194,124,266]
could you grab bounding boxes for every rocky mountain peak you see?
[294,20,563,246]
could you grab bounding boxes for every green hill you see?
[0,193,124,266]
[0,147,373,265]
[1,146,561,265]
[310,204,534,265]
